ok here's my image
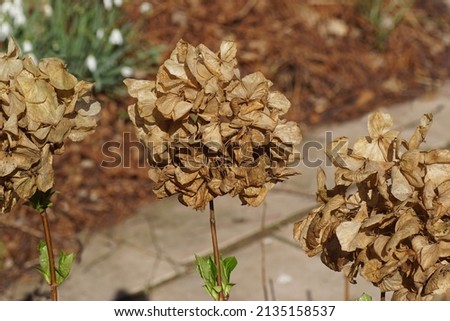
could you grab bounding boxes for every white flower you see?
[103,0,113,10]
[86,54,97,73]
[96,28,105,39]
[1,2,13,14]
[140,2,153,13]
[12,10,25,26]
[43,4,53,17]
[22,40,33,53]
[109,28,123,45]
[0,22,11,42]
[120,66,133,77]
[113,0,123,7]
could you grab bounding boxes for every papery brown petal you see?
[273,121,302,145]
[36,145,54,192]
[384,210,421,255]
[418,244,440,270]
[11,172,36,200]
[408,113,433,150]
[123,79,155,98]
[268,91,290,115]
[202,122,222,152]
[316,167,328,202]
[218,40,237,81]
[425,164,450,188]
[0,38,23,81]
[372,235,390,261]
[4,113,19,137]
[245,110,277,131]
[423,265,450,296]
[438,240,450,257]
[391,166,413,201]
[174,167,198,186]
[424,149,450,165]
[335,221,361,252]
[40,58,78,90]
[0,151,17,176]
[377,270,404,292]
[148,167,162,183]
[367,110,393,138]
[392,288,416,301]
[400,150,424,188]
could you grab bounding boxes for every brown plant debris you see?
[125,39,302,209]
[0,38,100,214]
[294,110,450,300]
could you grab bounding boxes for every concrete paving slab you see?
[149,230,377,301]
[124,191,316,265]
[57,182,316,300]
[60,231,181,300]
[3,81,449,301]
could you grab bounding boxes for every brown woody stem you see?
[41,210,58,301]
[209,200,225,301]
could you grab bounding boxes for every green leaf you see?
[56,251,75,285]
[195,255,214,282]
[196,255,222,300]
[37,241,51,284]
[355,292,373,301]
[222,256,238,281]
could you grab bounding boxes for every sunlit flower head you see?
[103,0,113,10]
[22,39,33,52]
[109,28,123,45]
[139,2,153,13]
[120,66,133,77]
[43,4,53,17]
[96,28,105,39]
[0,22,11,42]
[86,54,97,72]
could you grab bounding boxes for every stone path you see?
[3,82,450,301]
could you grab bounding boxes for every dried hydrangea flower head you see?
[0,38,101,213]
[294,110,450,300]
[125,39,301,209]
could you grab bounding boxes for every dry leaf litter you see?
[294,110,450,300]
[125,39,302,209]
[0,38,100,214]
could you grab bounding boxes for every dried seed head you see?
[125,39,301,210]
[294,110,450,300]
[0,38,100,214]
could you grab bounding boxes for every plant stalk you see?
[40,210,58,301]
[209,200,225,301]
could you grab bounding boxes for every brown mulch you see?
[1,0,450,296]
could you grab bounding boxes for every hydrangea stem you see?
[209,200,225,301]
[40,210,58,301]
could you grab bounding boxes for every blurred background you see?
[1,0,450,299]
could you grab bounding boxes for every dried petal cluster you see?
[294,111,450,300]
[125,39,301,209]
[0,39,101,213]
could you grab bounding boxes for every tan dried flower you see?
[125,39,301,209]
[294,110,450,300]
[1,38,101,213]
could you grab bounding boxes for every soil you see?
[1,0,450,296]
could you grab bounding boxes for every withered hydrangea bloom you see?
[125,39,301,209]
[294,111,450,300]
[0,38,101,213]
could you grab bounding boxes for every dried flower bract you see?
[125,39,301,209]
[294,110,450,300]
[0,38,100,213]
